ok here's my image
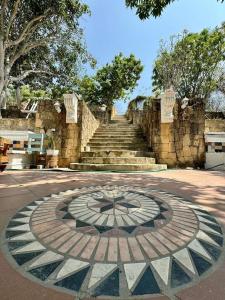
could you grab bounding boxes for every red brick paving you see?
[0,169,225,299]
[94,237,108,261]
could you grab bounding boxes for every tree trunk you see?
[0,94,3,119]
[0,35,5,118]
[106,106,112,124]
[16,85,21,108]
[1,90,7,109]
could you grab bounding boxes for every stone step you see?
[88,142,147,147]
[89,138,145,143]
[111,116,127,119]
[70,163,167,172]
[96,127,140,131]
[110,122,130,125]
[95,131,141,136]
[96,130,141,134]
[101,123,134,127]
[94,131,142,135]
[109,119,129,122]
[112,118,128,120]
[81,150,155,158]
[93,133,143,138]
[99,127,137,130]
[81,157,156,164]
[89,146,149,151]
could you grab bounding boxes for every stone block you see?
[190,147,198,157]
[160,124,170,136]
[165,158,177,167]
[183,147,192,157]
[160,136,170,144]
[160,143,170,152]
[183,134,191,146]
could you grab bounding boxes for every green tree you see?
[152,25,225,100]
[128,95,147,110]
[125,0,224,19]
[79,53,143,108]
[0,0,92,111]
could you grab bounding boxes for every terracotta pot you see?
[46,152,59,168]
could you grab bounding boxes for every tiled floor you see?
[0,170,225,300]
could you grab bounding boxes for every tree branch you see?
[5,0,21,40]
[9,36,55,71]
[10,69,54,83]
[6,8,52,48]
[0,0,8,35]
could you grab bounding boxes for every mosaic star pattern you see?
[4,185,224,298]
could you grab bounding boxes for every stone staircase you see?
[70,115,167,171]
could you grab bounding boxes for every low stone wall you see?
[1,100,99,168]
[35,101,81,167]
[0,118,35,131]
[1,106,30,118]
[80,101,99,151]
[205,119,225,132]
[36,100,99,167]
[128,99,205,168]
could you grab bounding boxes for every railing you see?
[27,133,45,154]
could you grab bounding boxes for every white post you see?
[63,94,79,124]
[161,87,176,123]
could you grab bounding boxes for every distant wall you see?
[205,119,225,132]
[128,99,205,168]
[0,118,35,131]
[1,106,31,119]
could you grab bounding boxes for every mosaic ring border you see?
[1,185,224,299]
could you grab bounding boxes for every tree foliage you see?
[125,0,224,19]
[152,24,225,100]
[78,53,143,107]
[207,92,225,112]
[128,95,147,110]
[0,0,94,107]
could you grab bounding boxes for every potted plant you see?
[45,130,60,168]
[46,135,59,156]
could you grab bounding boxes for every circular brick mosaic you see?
[3,185,224,298]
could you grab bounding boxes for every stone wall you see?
[128,99,205,168]
[80,101,100,151]
[89,105,117,124]
[1,106,31,118]
[35,101,81,167]
[35,100,99,167]
[0,118,35,131]
[1,100,99,168]
[205,119,225,132]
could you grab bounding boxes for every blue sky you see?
[81,0,225,114]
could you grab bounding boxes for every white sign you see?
[161,88,176,123]
[63,94,79,124]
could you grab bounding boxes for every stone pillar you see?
[63,94,79,124]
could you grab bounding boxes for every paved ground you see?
[0,169,225,300]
